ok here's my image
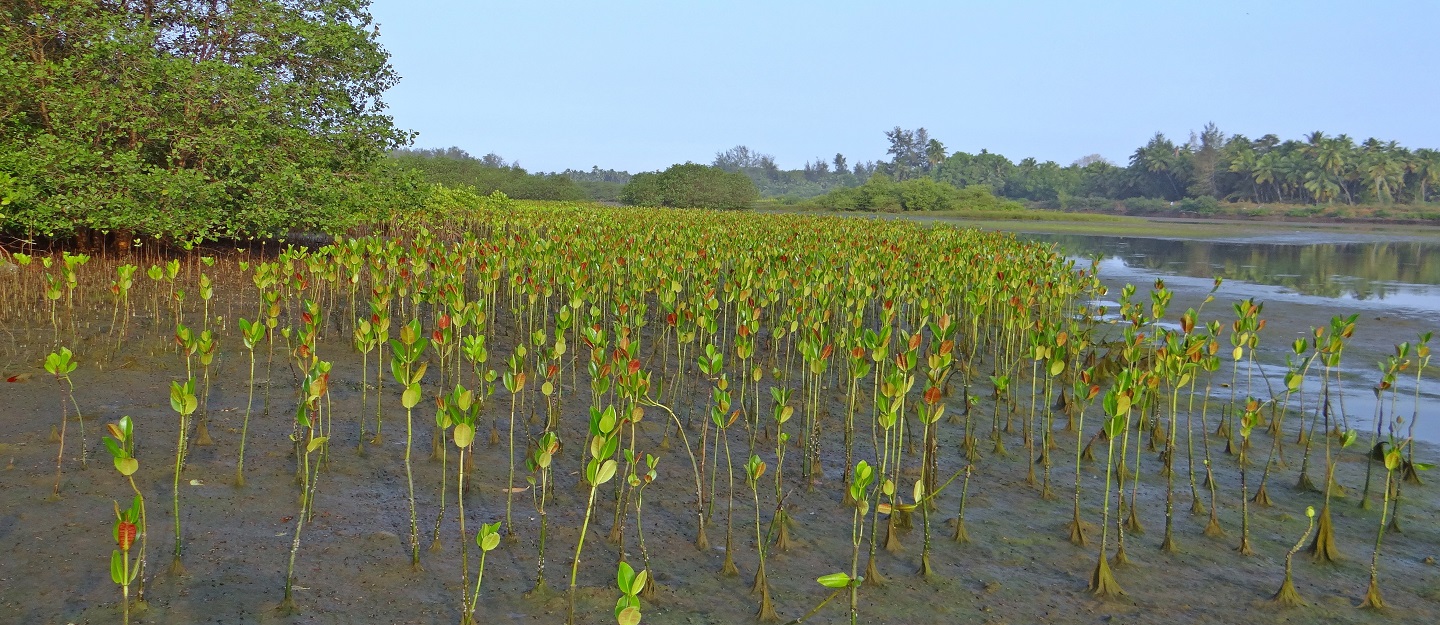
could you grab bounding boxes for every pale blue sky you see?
[369,1,1440,173]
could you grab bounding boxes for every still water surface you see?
[1017,230,1440,445]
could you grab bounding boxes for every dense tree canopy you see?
[804,175,1023,213]
[620,163,758,210]
[391,148,589,202]
[895,124,1440,208]
[0,0,417,242]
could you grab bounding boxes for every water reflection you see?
[1024,234,1440,310]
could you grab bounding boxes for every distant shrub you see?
[1179,196,1221,215]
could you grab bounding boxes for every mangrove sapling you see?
[1252,339,1315,508]
[445,386,480,612]
[1090,377,1132,598]
[883,335,919,541]
[1272,506,1316,607]
[915,380,948,576]
[1360,444,1406,609]
[615,561,648,625]
[950,464,975,544]
[430,313,455,460]
[526,431,561,597]
[235,318,266,486]
[788,574,852,625]
[747,454,780,622]
[430,392,454,553]
[846,461,875,623]
[713,388,741,577]
[44,347,80,495]
[280,358,330,614]
[1403,332,1431,485]
[370,291,393,444]
[1067,376,1100,546]
[636,394,706,550]
[111,264,137,354]
[769,386,796,552]
[503,351,527,539]
[103,416,149,605]
[194,330,216,447]
[632,454,660,600]
[390,318,431,569]
[462,521,501,625]
[569,405,622,625]
[168,379,197,575]
[353,317,376,454]
[1158,326,1195,553]
[1235,397,1263,556]
[862,377,900,587]
[110,495,144,625]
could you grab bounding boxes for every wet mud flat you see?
[2,307,1438,625]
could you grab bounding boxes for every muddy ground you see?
[1,274,1438,625]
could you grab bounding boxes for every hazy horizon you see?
[370,0,1440,173]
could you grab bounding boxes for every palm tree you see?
[1224,139,1258,202]
[1414,149,1440,203]
[924,139,947,175]
[1253,152,1281,203]
[1303,168,1341,204]
[1362,148,1405,203]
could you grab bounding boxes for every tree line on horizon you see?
[400,124,1439,213]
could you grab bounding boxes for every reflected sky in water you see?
[1023,234,1440,313]
[1014,231,1440,443]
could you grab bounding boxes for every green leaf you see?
[306,437,328,453]
[114,457,138,476]
[617,561,636,593]
[453,423,474,448]
[1384,449,1402,472]
[817,572,851,589]
[630,569,647,596]
[595,459,617,485]
[616,606,641,625]
[402,383,423,409]
[110,550,125,585]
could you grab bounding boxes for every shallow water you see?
[1017,231,1440,445]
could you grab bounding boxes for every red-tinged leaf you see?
[117,521,137,551]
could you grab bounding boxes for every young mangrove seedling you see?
[632,454,660,601]
[44,346,81,496]
[103,416,148,607]
[462,521,501,625]
[747,454,779,622]
[1272,506,1316,607]
[235,317,266,486]
[279,358,330,614]
[110,495,144,625]
[527,431,561,598]
[615,561,647,625]
[503,350,527,539]
[168,378,198,575]
[1090,376,1132,598]
[1361,443,1405,609]
[569,405,621,625]
[389,318,430,570]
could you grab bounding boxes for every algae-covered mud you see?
[2,205,1436,625]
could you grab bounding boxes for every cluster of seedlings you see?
[0,204,1433,624]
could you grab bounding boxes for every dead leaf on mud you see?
[6,373,32,383]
